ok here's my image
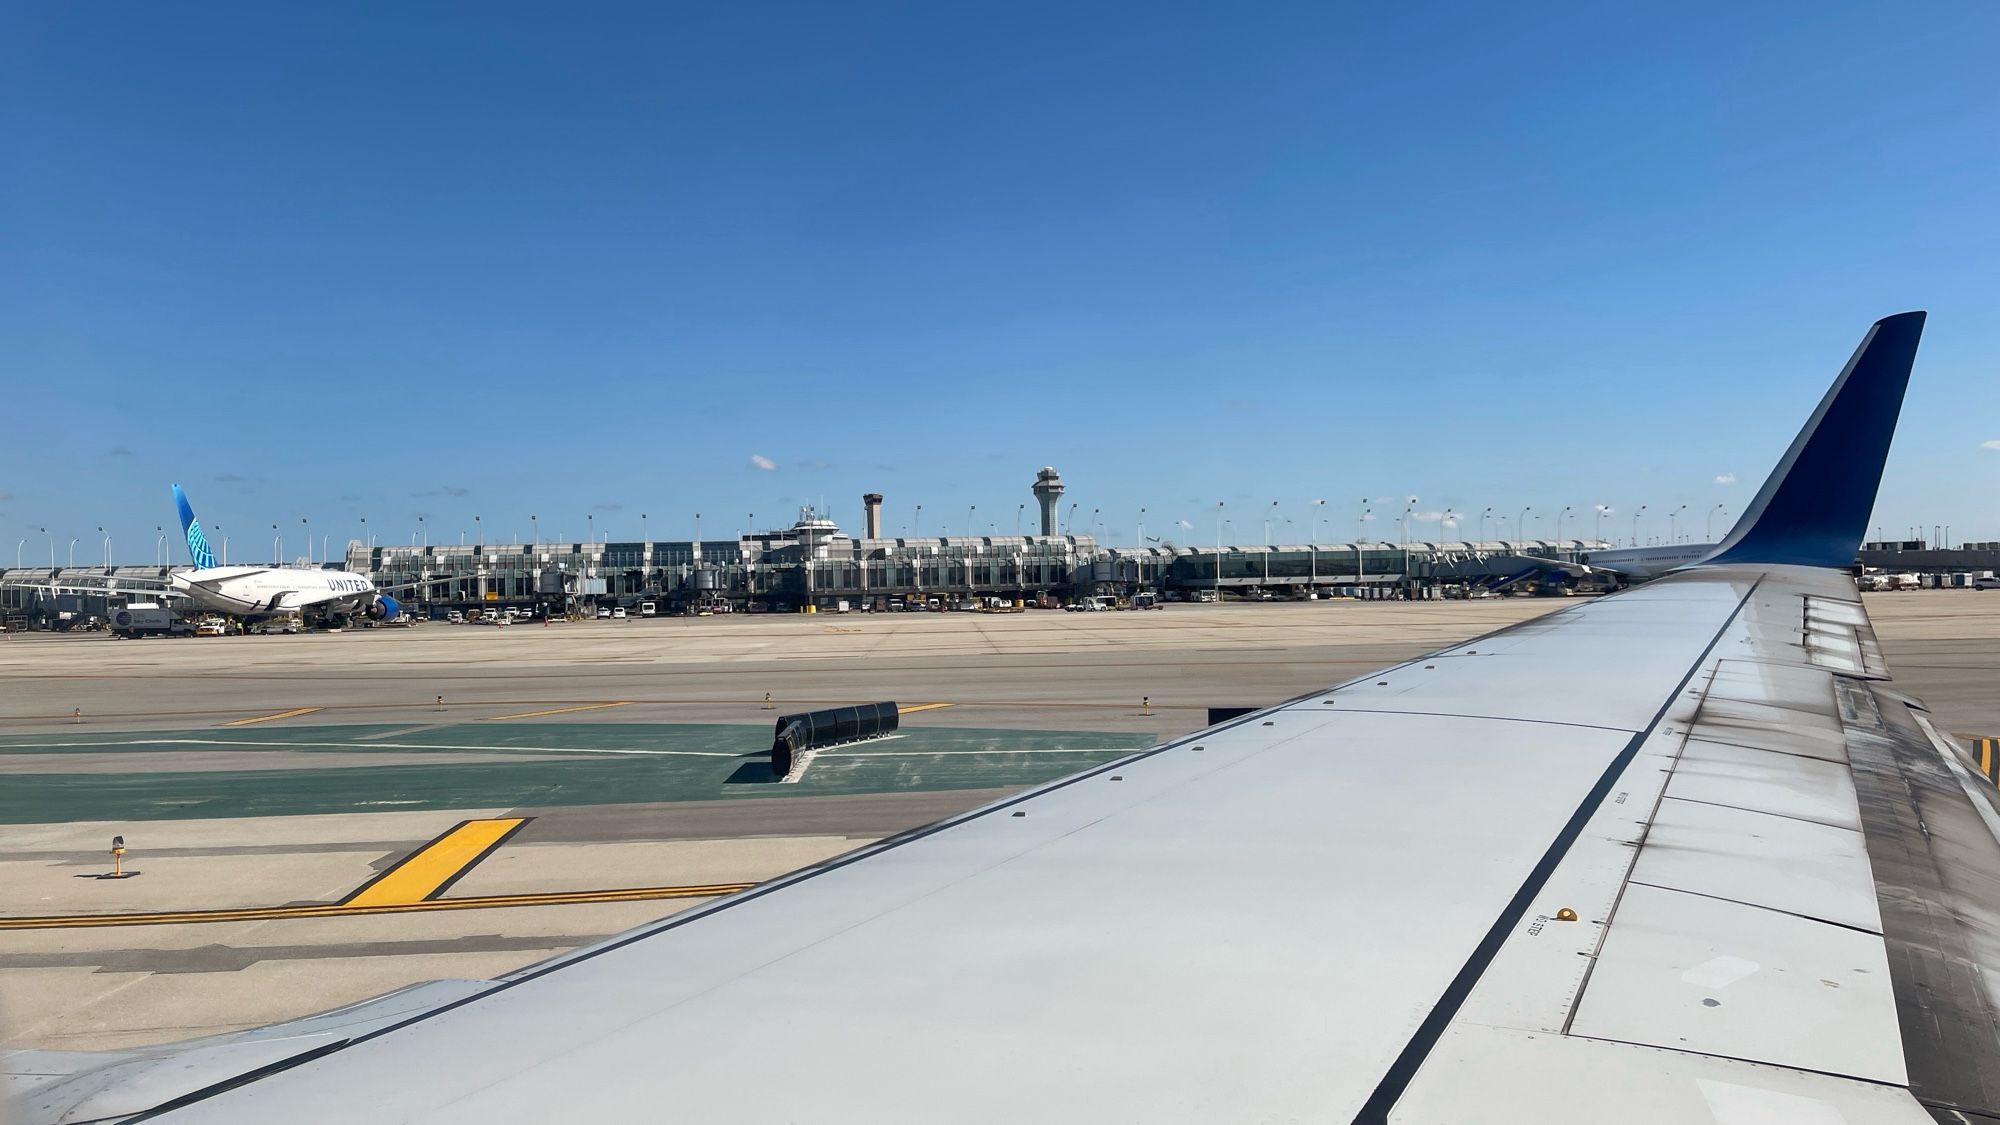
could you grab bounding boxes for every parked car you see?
[596,606,613,619]
[195,620,228,637]
[612,606,627,619]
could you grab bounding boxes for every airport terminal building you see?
[1,524,1615,628]
[44,471,2000,628]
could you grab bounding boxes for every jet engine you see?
[364,594,402,621]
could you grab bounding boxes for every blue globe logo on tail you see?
[172,484,218,569]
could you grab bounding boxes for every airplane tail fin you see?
[1701,312,1925,569]
[172,484,218,569]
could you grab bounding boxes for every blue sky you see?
[4,3,1996,564]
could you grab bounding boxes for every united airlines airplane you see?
[14,313,1992,1124]
[164,485,408,626]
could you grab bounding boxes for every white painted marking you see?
[1682,954,1761,990]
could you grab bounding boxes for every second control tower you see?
[1032,466,1065,537]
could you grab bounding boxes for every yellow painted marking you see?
[898,702,955,714]
[344,818,528,906]
[0,882,753,930]
[484,701,636,721]
[221,706,322,728]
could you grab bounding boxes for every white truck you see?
[110,604,193,638]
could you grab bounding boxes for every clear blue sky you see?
[4,3,1996,564]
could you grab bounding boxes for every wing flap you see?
[1395,1024,1933,1124]
[1568,883,1904,1083]
[1628,798,1883,933]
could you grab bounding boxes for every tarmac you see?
[1,594,1994,1051]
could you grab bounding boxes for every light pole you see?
[1016,503,1024,537]
[1401,504,1416,581]
[68,537,78,568]
[302,517,311,564]
[1066,503,1077,538]
[1311,499,1324,589]
[913,504,922,538]
[1594,505,1609,543]
[271,524,279,564]
[967,504,976,537]
[531,514,539,546]
[1518,507,1531,546]
[1480,507,1492,544]
[1631,505,1645,547]
[16,538,25,569]
[1556,505,1571,543]
[44,527,52,569]
[217,527,227,566]
[479,515,486,547]
[1265,501,1278,588]
[1215,501,1225,600]
[1138,507,1147,548]
[156,526,165,566]
[360,517,370,550]
[100,527,111,570]
[1357,508,1370,584]
[1707,504,1725,540]
[418,516,426,551]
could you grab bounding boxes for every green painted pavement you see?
[0,724,1155,823]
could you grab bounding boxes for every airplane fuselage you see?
[168,565,382,618]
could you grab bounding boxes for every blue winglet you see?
[1702,312,1925,569]
[172,483,219,569]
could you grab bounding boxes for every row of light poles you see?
[0,497,1832,574]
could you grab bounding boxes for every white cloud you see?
[1982,440,2000,452]
[1176,519,1193,530]
[749,454,777,471]
[1713,473,1737,485]
[1360,511,1377,521]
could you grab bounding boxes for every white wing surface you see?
[17,313,2000,1124]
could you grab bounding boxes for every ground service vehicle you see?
[109,605,193,638]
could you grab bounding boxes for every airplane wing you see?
[17,313,1996,1124]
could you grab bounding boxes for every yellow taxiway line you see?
[343,818,530,907]
[484,702,636,721]
[0,882,755,931]
[220,706,322,727]
[897,702,955,714]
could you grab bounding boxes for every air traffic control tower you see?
[1032,466,1065,536]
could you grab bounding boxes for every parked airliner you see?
[167,485,409,626]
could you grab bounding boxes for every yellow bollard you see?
[73,707,82,725]
[110,835,126,878]
[762,692,774,710]
[1142,696,1151,716]
[435,695,445,712]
